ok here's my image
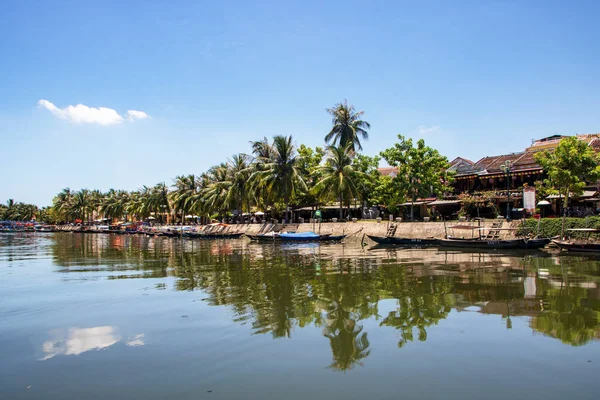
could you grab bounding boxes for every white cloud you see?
[38,99,149,126]
[416,125,440,136]
[126,110,149,121]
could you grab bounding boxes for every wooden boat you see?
[552,228,600,252]
[518,237,552,249]
[199,232,244,239]
[551,239,600,253]
[436,238,522,249]
[246,232,279,241]
[279,232,345,242]
[248,232,345,242]
[366,234,437,246]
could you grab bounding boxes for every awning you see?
[398,201,429,206]
[427,200,462,206]
[547,190,598,199]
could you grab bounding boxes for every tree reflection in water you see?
[47,234,600,370]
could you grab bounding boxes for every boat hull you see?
[366,235,437,246]
[247,233,345,242]
[551,239,600,253]
[518,238,551,249]
[436,238,522,249]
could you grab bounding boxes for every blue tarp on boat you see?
[279,232,320,239]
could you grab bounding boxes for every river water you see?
[1,233,599,399]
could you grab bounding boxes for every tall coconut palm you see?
[101,189,130,222]
[249,137,275,213]
[202,164,232,220]
[54,188,74,222]
[72,189,92,224]
[250,135,306,222]
[315,144,362,219]
[225,154,252,221]
[170,175,199,224]
[325,100,371,153]
[151,182,171,224]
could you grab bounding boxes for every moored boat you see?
[366,234,437,246]
[436,238,522,249]
[518,237,552,249]
[552,228,600,253]
[551,240,600,253]
[279,232,345,242]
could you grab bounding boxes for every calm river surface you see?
[1,233,599,399]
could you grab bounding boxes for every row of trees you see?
[5,101,455,223]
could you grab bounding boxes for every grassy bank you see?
[520,217,600,238]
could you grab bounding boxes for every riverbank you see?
[236,219,523,242]
[16,219,525,243]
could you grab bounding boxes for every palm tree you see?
[250,135,306,222]
[54,188,74,222]
[202,164,232,220]
[225,154,252,221]
[315,144,361,219]
[151,182,171,224]
[325,100,370,153]
[72,189,92,224]
[170,175,199,224]
[100,189,130,222]
[249,137,275,213]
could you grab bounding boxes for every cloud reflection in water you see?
[41,326,143,360]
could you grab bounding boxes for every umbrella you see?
[254,211,265,216]
[537,200,551,206]
[185,215,194,219]
[147,216,156,220]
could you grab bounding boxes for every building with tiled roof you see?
[377,167,398,177]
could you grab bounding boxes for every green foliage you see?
[534,137,600,211]
[458,191,499,218]
[371,175,400,213]
[314,144,363,219]
[295,145,325,206]
[0,199,39,221]
[249,135,307,219]
[325,100,371,152]
[520,217,600,238]
[380,135,453,219]
[352,153,381,206]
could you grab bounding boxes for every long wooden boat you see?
[248,232,345,242]
[436,238,522,249]
[279,232,346,242]
[366,234,437,246]
[518,237,552,249]
[551,239,600,253]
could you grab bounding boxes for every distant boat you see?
[366,235,437,246]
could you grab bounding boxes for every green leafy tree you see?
[296,144,325,207]
[325,100,371,153]
[534,137,600,235]
[380,135,452,220]
[352,154,381,207]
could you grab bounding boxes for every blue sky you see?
[2,0,600,206]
